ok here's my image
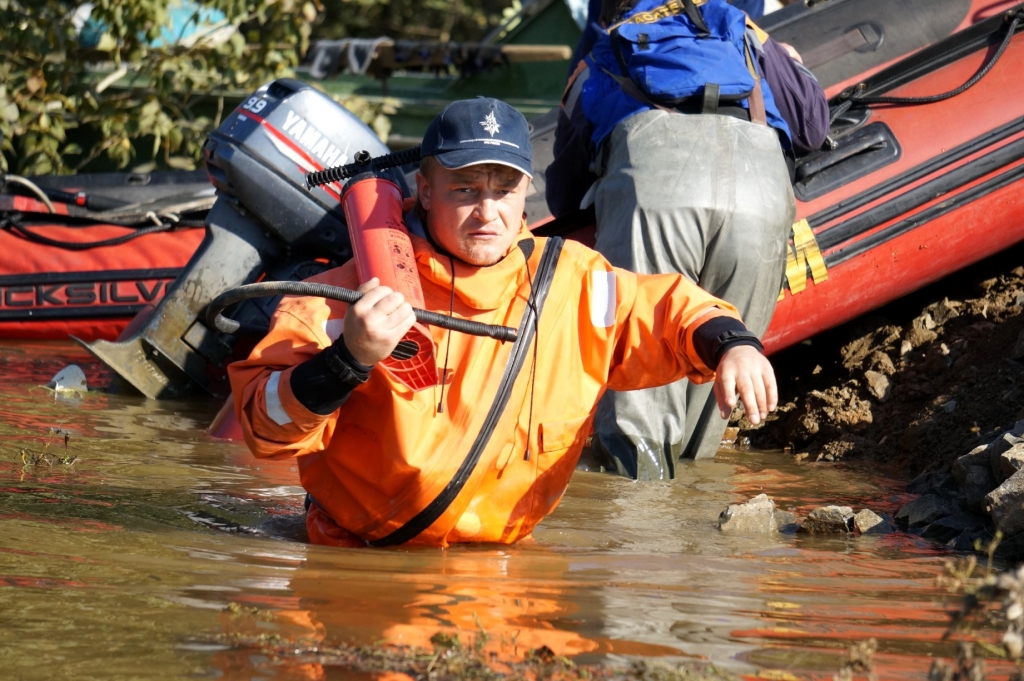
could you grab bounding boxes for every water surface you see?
[0,340,1010,679]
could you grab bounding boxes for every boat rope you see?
[3,217,204,250]
[829,10,1023,125]
[2,175,56,213]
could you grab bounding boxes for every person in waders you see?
[547,0,829,477]
[230,97,778,548]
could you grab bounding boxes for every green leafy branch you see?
[0,0,388,175]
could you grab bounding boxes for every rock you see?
[976,276,999,293]
[800,505,854,534]
[985,470,1024,536]
[774,510,799,533]
[915,312,937,330]
[806,387,874,429]
[46,364,87,393]
[952,528,978,552]
[718,494,778,534]
[864,370,891,402]
[957,466,996,511]
[905,326,938,350]
[1010,419,1024,438]
[993,433,1024,455]
[942,400,958,414]
[840,335,874,370]
[854,509,893,534]
[953,449,998,510]
[900,340,913,356]
[930,298,962,326]
[988,433,1024,480]
[907,470,955,494]
[998,443,1024,482]
[895,494,955,529]
[868,351,896,376]
[817,438,858,462]
[921,512,989,543]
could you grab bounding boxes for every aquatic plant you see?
[833,638,877,681]
[934,535,1024,678]
[207,603,740,681]
[17,426,76,468]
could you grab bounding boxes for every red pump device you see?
[340,174,438,391]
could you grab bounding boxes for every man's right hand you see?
[342,277,417,366]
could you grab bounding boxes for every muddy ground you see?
[735,242,1024,482]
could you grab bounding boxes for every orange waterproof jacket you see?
[229,227,740,547]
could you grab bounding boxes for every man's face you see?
[416,161,530,266]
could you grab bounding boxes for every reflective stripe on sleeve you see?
[265,371,294,426]
[590,271,616,328]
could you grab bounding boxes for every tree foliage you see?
[313,0,513,44]
[0,0,393,175]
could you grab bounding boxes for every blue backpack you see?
[580,0,791,147]
[609,0,756,106]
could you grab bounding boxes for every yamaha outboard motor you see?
[80,79,392,399]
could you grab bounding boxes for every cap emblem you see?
[480,111,501,137]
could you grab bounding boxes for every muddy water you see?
[0,340,1012,680]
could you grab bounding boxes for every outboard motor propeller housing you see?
[80,79,393,399]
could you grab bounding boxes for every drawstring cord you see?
[437,255,456,413]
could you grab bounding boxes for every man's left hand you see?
[713,345,778,426]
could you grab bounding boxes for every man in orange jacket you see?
[229,97,777,548]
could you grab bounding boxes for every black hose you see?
[305,147,422,190]
[205,280,518,342]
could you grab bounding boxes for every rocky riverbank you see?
[734,243,1024,557]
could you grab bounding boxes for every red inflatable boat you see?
[4,0,1024,361]
[0,171,208,340]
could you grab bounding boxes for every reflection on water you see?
[0,341,1012,679]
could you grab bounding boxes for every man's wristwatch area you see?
[692,315,765,368]
[290,335,374,415]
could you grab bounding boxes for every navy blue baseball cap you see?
[420,97,533,178]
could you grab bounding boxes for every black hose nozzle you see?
[205,280,517,343]
[305,147,422,190]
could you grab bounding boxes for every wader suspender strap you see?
[368,237,565,547]
[744,41,768,127]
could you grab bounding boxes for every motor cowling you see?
[81,80,398,400]
[203,78,392,255]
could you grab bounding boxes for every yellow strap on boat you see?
[779,218,828,299]
[608,0,709,30]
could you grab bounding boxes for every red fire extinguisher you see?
[340,174,438,391]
